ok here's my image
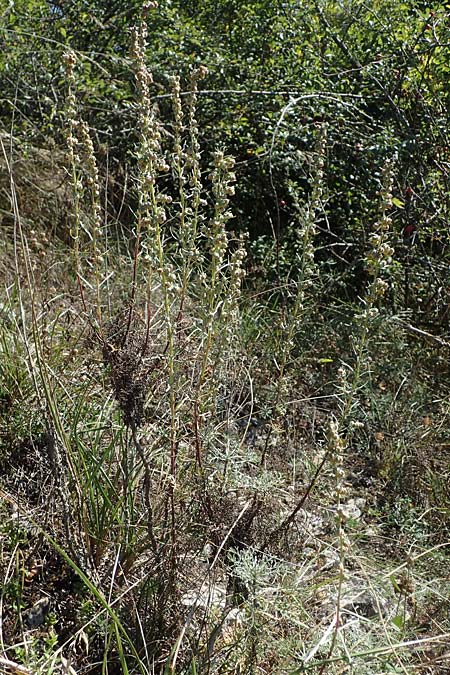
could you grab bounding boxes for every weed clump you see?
[102,307,157,428]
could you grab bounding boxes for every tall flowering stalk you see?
[130,8,174,343]
[63,49,82,301]
[130,6,181,576]
[189,150,239,466]
[366,156,396,301]
[198,151,236,379]
[169,67,208,314]
[333,155,396,512]
[346,154,396,420]
[78,120,104,332]
[186,67,208,242]
[289,123,327,335]
[317,156,397,671]
[130,9,169,291]
[221,234,247,351]
[263,124,327,464]
[63,49,106,336]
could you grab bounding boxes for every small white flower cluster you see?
[366,155,397,289]
[63,49,78,161]
[328,419,351,574]
[170,74,184,162]
[354,155,397,330]
[193,150,246,381]
[309,122,327,213]
[63,49,107,307]
[187,67,208,211]
[78,121,102,242]
[169,69,208,269]
[131,17,169,269]
[285,124,328,343]
[328,419,348,499]
[220,234,247,350]
[206,151,236,281]
[63,49,82,248]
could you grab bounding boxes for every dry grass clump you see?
[101,306,160,428]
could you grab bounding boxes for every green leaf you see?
[392,615,405,631]
[392,197,405,208]
[390,575,401,593]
